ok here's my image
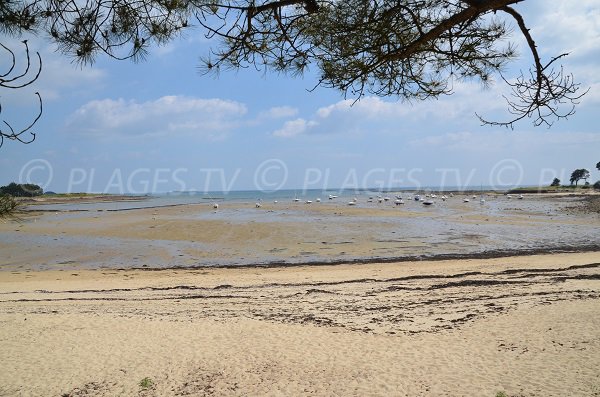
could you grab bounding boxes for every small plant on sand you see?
[139,377,153,389]
[495,392,508,397]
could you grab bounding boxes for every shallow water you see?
[2,194,599,270]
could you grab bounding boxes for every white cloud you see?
[522,0,600,58]
[272,82,506,138]
[315,96,403,119]
[65,95,247,140]
[273,118,317,137]
[272,96,411,138]
[258,106,299,119]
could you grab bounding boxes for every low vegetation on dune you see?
[0,194,20,219]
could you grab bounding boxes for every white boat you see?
[518,194,524,199]
[316,198,321,202]
[414,195,421,201]
[394,199,404,205]
[347,201,356,206]
[422,200,434,206]
[463,198,470,203]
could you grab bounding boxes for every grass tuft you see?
[139,377,153,389]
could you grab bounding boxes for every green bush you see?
[0,195,19,218]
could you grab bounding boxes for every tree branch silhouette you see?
[0,0,589,135]
[0,40,42,148]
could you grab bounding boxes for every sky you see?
[1,0,599,194]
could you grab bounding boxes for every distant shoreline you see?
[17,190,600,215]
[14,187,600,204]
[507,186,599,194]
[17,193,150,206]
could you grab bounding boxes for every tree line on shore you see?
[0,182,43,197]
[551,162,600,189]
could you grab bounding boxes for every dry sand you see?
[1,252,599,396]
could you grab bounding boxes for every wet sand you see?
[1,193,599,270]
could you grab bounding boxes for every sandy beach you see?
[1,194,599,396]
[2,0,599,394]
[0,252,599,396]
